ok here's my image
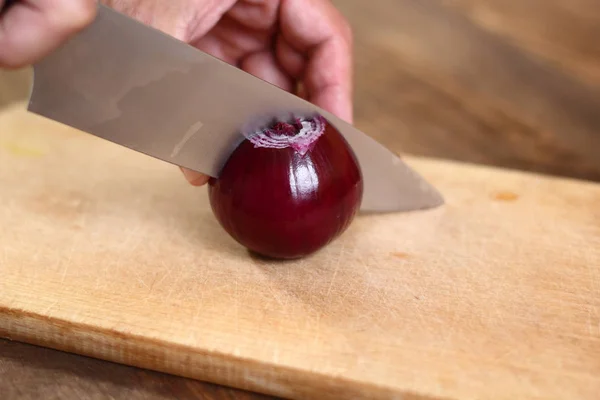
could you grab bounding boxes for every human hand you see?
[0,0,97,68]
[102,0,354,186]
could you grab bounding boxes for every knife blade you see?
[13,3,443,213]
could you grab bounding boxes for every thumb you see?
[0,0,97,69]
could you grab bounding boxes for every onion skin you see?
[207,115,363,259]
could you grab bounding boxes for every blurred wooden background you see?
[2,1,599,399]
[336,0,600,182]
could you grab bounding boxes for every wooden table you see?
[2,0,599,398]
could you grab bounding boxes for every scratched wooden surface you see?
[1,0,600,399]
[1,79,600,399]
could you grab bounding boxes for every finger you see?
[304,38,353,123]
[240,50,294,91]
[275,34,305,79]
[180,166,210,186]
[279,0,353,123]
[0,0,97,68]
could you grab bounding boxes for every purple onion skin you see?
[207,115,363,259]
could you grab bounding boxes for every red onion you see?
[208,114,363,259]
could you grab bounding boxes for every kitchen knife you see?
[3,2,444,212]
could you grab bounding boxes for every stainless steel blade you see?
[26,4,443,212]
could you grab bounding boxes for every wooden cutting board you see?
[1,72,599,400]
